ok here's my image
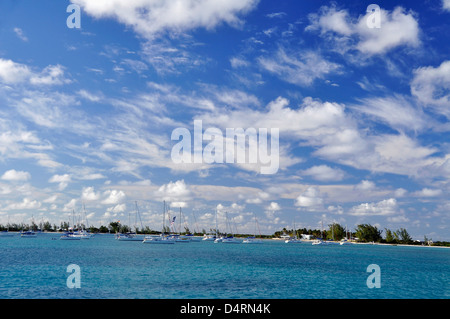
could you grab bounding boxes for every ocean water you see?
[0,233,448,299]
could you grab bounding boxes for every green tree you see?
[355,224,382,242]
[395,228,412,244]
[109,222,120,233]
[99,225,109,233]
[385,228,395,243]
[327,223,345,241]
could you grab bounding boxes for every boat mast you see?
[162,201,166,235]
[135,201,144,233]
[215,208,218,237]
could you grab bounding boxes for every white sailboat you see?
[21,216,37,238]
[220,212,241,244]
[340,225,353,245]
[60,232,81,240]
[213,209,223,243]
[143,201,175,244]
[312,220,326,245]
[117,202,144,241]
[173,207,191,243]
[188,211,202,241]
[202,233,216,241]
[285,219,302,244]
[63,208,94,240]
[243,214,263,244]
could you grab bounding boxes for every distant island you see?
[1,220,449,247]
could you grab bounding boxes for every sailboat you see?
[340,225,353,245]
[203,233,216,241]
[21,216,37,238]
[243,214,263,244]
[62,207,93,240]
[221,212,240,244]
[312,220,326,245]
[285,219,302,244]
[143,201,175,244]
[172,207,191,243]
[117,202,145,241]
[213,209,223,243]
[20,230,37,238]
[327,222,340,245]
[79,204,94,239]
[60,231,81,240]
[187,211,202,241]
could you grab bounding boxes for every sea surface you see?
[0,233,448,299]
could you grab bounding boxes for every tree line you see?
[2,221,448,246]
[274,223,447,246]
[0,221,161,234]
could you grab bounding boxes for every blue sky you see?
[1,0,450,240]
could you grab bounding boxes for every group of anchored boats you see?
[2,201,354,246]
[115,201,265,244]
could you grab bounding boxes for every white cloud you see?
[301,165,345,182]
[156,180,192,206]
[30,65,71,86]
[49,174,71,190]
[78,173,106,180]
[1,169,31,181]
[43,195,58,204]
[77,90,103,102]
[410,60,450,118]
[355,180,376,192]
[258,48,341,86]
[230,57,250,68]
[200,95,441,178]
[307,5,420,55]
[6,198,41,210]
[394,188,407,197]
[0,59,70,86]
[295,187,324,211]
[81,186,100,201]
[413,188,443,197]
[266,12,286,19]
[107,203,127,213]
[327,205,344,215]
[443,0,450,11]
[63,199,77,212]
[306,6,353,36]
[0,59,32,84]
[349,198,397,216]
[101,189,126,205]
[266,202,281,211]
[351,95,430,133]
[0,120,59,169]
[354,7,420,55]
[216,202,245,214]
[13,27,28,42]
[71,0,259,38]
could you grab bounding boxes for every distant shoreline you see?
[3,231,449,248]
[273,238,450,248]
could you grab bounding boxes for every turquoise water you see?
[0,233,448,299]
